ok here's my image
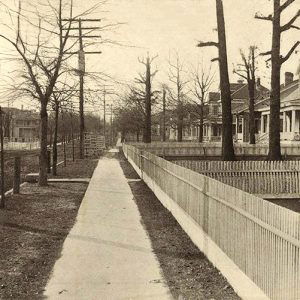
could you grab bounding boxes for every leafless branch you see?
[281,10,300,32]
[260,50,272,56]
[255,12,273,22]
[280,0,295,12]
[280,41,300,64]
[197,41,219,48]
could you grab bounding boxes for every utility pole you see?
[110,104,113,146]
[78,19,85,159]
[0,107,5,208]
[70,103,75,162]
[103,88,106,139]
[62,18,102,159]
[162,88,166,142]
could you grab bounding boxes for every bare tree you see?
[136,54,158,143]
[0,0,74,185]
[167,52,189,142]
[255,0,300,160]
[198,0,235,160]
[190,64,215,142]
[233,46,258,144]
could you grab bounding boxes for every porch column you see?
[260,114,264,133]
[267,114,270,133]
[241,116,245,142]
[295,111,300,133]
[235,114,239,135]
[208,124,212,141]
[292,110,296,133]
[287,112,291,132]
[283,111,286,132]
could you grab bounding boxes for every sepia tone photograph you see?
[0,0,299,299]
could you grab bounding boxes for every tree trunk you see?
[79,74,85,159]
[268,0,282,160]
[162,89,166,142]
[177,102,183,142]
[144,57,152,143]
[199,105,204,143]
[136,130,140,142]
[49,129,53,148]
[216,0,235,160]
[39,101,48,186]
[248,80,256,144]
[52,103,59,176]
[0,108,5,208]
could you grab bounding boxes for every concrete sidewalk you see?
[44,149,172,300]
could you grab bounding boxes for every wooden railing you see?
[174,160,300,196]
[123,143,300,300]
[130,142,300,158]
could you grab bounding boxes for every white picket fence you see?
[3,141,40,151]
[174,160,300,195]
[123,144,300,300]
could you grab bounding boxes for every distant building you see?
[203,79,269,143]
[253,72,300,143]
[2,107,40,142]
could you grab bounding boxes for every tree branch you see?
[280,41,300,64]
[281,10,300,32]
[197,41,219,48]
[211,57,219,63]
[255,13,273,22]
[280,0,295,12]
[260,50,272,56]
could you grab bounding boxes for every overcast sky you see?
[97,0,299,86]
[0,0,299,110]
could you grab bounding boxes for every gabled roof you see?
[230,82,245,93]
[241,79,299,113]
[231,84,269,101]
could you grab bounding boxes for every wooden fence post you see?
[13,156,21,194]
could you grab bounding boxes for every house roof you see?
[230,82,245,93]
[208,92,220,102]
[231,82,270,114]
[1,107,40,120]
[244,79,299,113]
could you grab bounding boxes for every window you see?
[213,106,219,115]
[255,119,259,134]
[280,118,283,132]
[212,124,218,136]
[263,115,268,133]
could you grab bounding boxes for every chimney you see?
[285,72,294,86]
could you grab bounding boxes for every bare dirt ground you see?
[0,158,98,299]
[118,151,240,300]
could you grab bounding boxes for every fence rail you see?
[123,143,300,300]
[130,142,300,158]
[174,160,300,195]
